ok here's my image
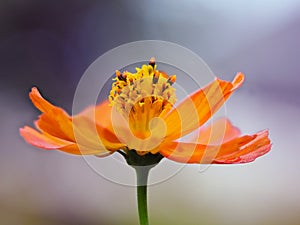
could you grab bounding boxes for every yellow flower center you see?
[108,58,177,153]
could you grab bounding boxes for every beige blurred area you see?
[1,0,300,225]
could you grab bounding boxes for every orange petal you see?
[159,129,271,164]
[29,87,75,141]
[75,100,121,144]
[26,88,124,152]
[29,87,56,113]
[20,126,74,149]
[72,112,125,151]
[35,108,75,142]
[162,73,244,141]
[192,118,241,145]
[20,126,110,155]
[59,144,110,155]
[214,130,271,164]
[74,100,126,150]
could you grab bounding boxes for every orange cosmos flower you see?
[20,58,271,164]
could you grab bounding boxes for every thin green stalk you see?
[134,166,151,225]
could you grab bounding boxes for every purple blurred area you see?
[1,1,300,225]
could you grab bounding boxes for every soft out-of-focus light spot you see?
[145,0,300,23]
[200,0,300,18]
[138,0,300,63]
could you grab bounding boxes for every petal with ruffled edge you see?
[214,130,271,164]
[162,73,244,142]
[159,129,271,164]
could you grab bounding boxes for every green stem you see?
[134,166,151,225]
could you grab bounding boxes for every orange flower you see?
[20,59,271,164]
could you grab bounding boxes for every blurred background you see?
[1,0,300,224]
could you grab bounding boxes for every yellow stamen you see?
[109,58,177,154]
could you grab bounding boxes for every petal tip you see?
[28,87,55,113]
[231,72,245,90]
[29,87,40,98]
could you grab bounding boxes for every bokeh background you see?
[1,0,300,224]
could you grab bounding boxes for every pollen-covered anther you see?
[153,70,160,84]
[168,75,176,85]
[149,57,156,68]
[116,70,127,81]
[116,70,121,78]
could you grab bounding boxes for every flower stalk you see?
[135,166,150,225]
[123,150,163,225]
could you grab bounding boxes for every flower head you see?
[20,58,271,165]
